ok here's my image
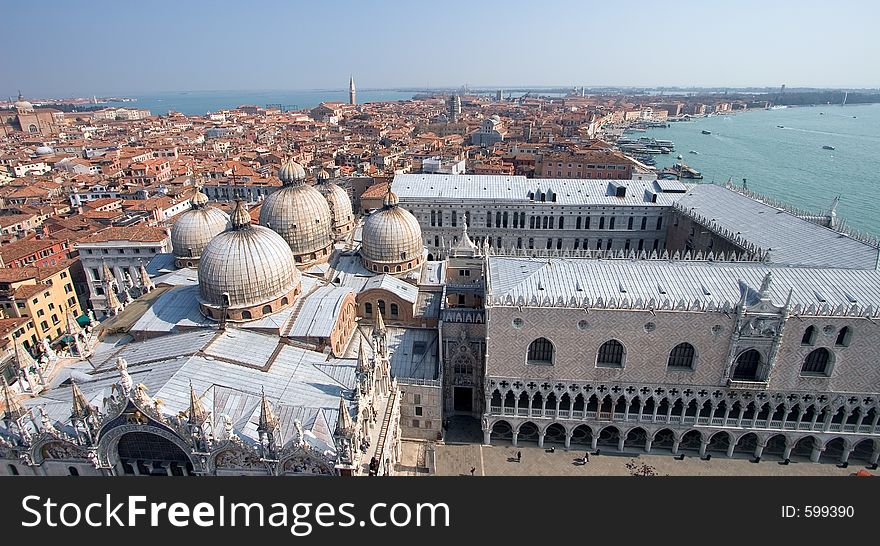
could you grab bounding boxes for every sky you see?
[2,0,878,98]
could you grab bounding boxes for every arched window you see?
[596,340,625,368]
[262,305,272,315]
[667,343,696,369]
[241,310,252,320]
[390,303,399,317]
[802,348,832,376]
[732,349,761,381]
[281,297,289,306]
[801,326,816,345]
[364,302,373,317]
[383,265,389,273]
[527,338,554,365]
[378,299,386,315]
[835,326,851,347]
[68,466,80,476]
[558,217,565,229]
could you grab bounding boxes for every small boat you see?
[822,145,835,150]
[701,130,711,135]
[777,125,784,128]
[676,154,683,159]
[689,150,699,155]
[819,112,824,115]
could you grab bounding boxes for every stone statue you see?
[116,357,133,395]
[87,309,97,326]
[41,337,57,361]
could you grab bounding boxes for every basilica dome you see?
[259,159,334,267]
[361,189,424,275]
[317,169,354,239]
[171,188,231,268]
[198,201,302,322]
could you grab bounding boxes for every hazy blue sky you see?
[2,0,878,97]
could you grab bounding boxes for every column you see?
[666,403,673,423]
[652,403,659,423]
[527,395,533,417]
[869,411,880,434]
[726,441,736,458]
[637,403,645,422]
[554,397,560,419]
[782,444,793,460]
[671,438,681,455]
[538,432,545,448]
[514,396,520,416]
[482,426,491,446]
[722,405,731,425]
[644,437,653,453]
[750,408,760,428]
[754,443,765,460]
[869,445,880,466]
[854,411,866,432]
[511,432,518,447]
[822,409,834,432]
[810,445,823,463]
[590,435,598,451]
[810,409,821,431]
[564,432,572,449]
[736,407,745,427]
[699,440,708,457]
[617,434,626,452]
[840,446,853,464]
[623,401,631,422]
[795,408,806,430]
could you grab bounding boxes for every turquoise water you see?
[100,89,415,116]
[640,103,880,236]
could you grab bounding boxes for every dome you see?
[198,201,301,322]
[171,189,230,267]
[35,146,54,156]
[14,94,33,112]
[317,168,331,181]
[317,173,354,239]
[361,189,424,274]
[259,159,334,266]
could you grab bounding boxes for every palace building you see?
[3,169,879,475]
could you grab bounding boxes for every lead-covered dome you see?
[259,159,334,267]
[171,188,231,268]
[317,170,354,239]
[361,188,424,275]
[198,201,302,322]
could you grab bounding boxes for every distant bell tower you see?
[349,76,357,105]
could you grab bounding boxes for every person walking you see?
[470,467,476,476]
[517,451,522,463]
[584,451,590,463]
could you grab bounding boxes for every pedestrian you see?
[517,451,522,463]
[584,451,590,463]
[470,467,476,476]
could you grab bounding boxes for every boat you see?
[689,150,699,155]
[701,130,711,135]
[777,125,784,128]
[676,154,683,159]
[822,145,835,150]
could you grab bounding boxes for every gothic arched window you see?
[732,349,762,381]
[667,343,696,370]
[801,326,816,345]
[527,338,554,365]
[597,340,625,368]
[802,348,832,376]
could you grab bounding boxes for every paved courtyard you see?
[423,442,871,476]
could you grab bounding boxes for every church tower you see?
[349,76,356,105]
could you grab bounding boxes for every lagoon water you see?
[640,103,880,236]
[102,89,415,117]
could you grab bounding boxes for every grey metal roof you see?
[415,292,441,319]
[385,327,440,381]
[129,285,211,333]
[392,174,691,206]
[22,328,356,450]
[360,274,418,303]
[487,256,880,311]
[676,184,879,269]
[288,285,354,338]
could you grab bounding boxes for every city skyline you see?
[3,0,879,97]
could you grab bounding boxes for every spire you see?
[357,338,370,373]
[374,306,386,334]
[349,75,356,106]
[230,200,252,230]
[257,387,278,433]
[139,262,154,292]
[2,377,26,422]
[101,261,115,287]
[70,379,94,420]
[187,381,209,426]
[828,195,840,228]
[759,271,773,299]
[335,397,353,436]
[106,284,123,314]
